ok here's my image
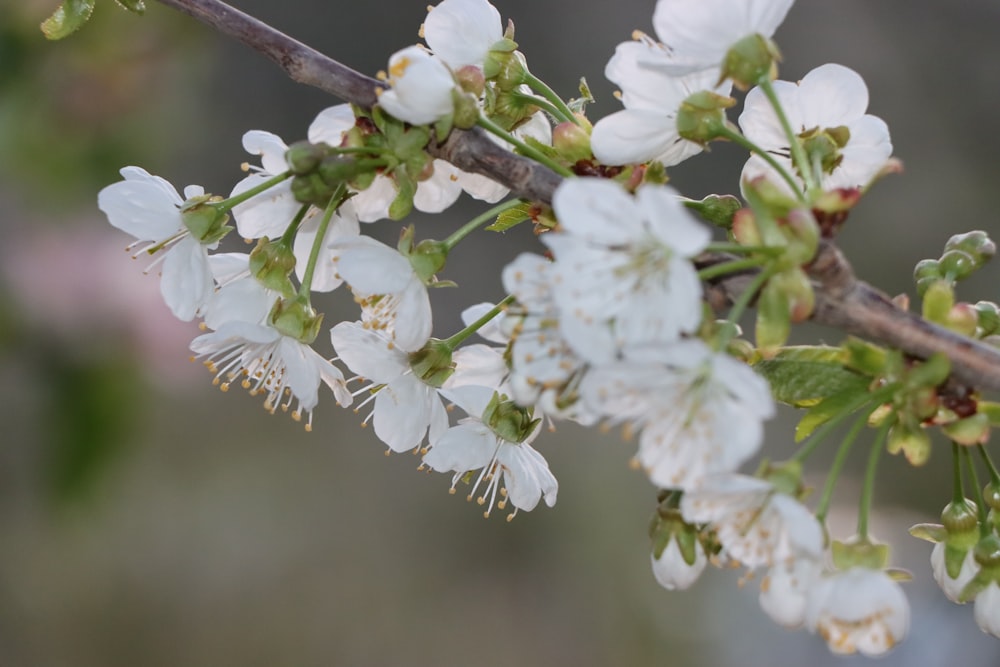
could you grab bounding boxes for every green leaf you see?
[40,0,96,40]
[115,0,146,14]
[754,345,869,408]
[486,202,533,232]
[794,383,873,442]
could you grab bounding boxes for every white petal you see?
[423,421,496,472]
[242,130,289,176]
[160,236,213,321]
[374,376,435,452]
[797,64,870,129]
[330,320,409,382]
[331,236,414,294]
[308,104,356,145]
[230,175,300,240]
[413,160,463,212]
[378,46,455,126]
[423,0,503,69]
[98,179,182,241]
[551,178,644,243]
[292,204,360,293]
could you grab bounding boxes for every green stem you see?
[279,204,312,247]
[298,184,348,297]
[705,241,784,256]
[857,417,891,540]
[477,115,574,177]
[511,92,572,125]
[716,125,804,201]
[441,295,516,349]
[953,442,966,505]
[757,79,819,196]
[963,446,990,537]
[977,443,1000,485]
[523,72,578,125]
[814,408,875,523]
[215,171,293,213]
[442,199,524,252]
[697,256,770,282]
[714,264,776,350]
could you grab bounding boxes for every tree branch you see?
[154,0,1000,393]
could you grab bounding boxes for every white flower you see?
[230,130,299,240]
[377,45,456,126]
[190,320,351,430]
[931,542,978,604]
[805,568,910,657]
[291,201,360,293]
[423,385,557,519]
[759,557,821,628]
[680,474,824,569]
[739,63,893,194]
[97,166,215,321]
[330,235,432,352]
[331,321,450,453]
[651,0,794,75]
[422,0,503,70]
[651,535,707,591]
[592,38,730,166]
[974,581,1000,638]
[201,252,276,330]
[542,178,710,363]
[581,340,774,490]
[500,253,589,417]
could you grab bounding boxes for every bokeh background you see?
[3,0,1000,665]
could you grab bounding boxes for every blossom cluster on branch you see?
[40,0,1000,655]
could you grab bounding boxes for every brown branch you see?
[155,0,1000,392]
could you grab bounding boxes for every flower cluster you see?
[92,0,1000,657]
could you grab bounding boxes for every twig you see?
[154,0,1000,393]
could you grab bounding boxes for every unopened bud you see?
[976,301,1000,337]
[942,412,991,446]
[922,279,955,325]
[687,194,742,228]
[731,209,761,246]
[552,120,593,163]
[947,302,979,337]
[946,230,996,265]
[285,141,328,175]
[455,65,486,97]
[939,249,977,281]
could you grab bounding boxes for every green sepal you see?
[408,339,456,388]
[795,383,873,442]
[409,239,449,282]
[268,296,323,344]
[40,0,95,40]
[389,167,417,220]
[568,77,596,114]
[115,0,145,13]
[249,237,296,297]
[180,199,231,245]
[941,412,991,446]
[831,538,889,570]
[905,352,951,390]
[908,522,947,543]
[483,392,539,444]
[684,194,743,228]
[486,202,533,232]
[753,345,868,408]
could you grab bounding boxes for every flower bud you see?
[921,279,955,325]
[285,141,328,175]
[731,208,761,246]
[939,249,977,281]
[947,302,979,337]
[945,230,996,265]
[552,120,593,164]
[675,90,736,145]
[455,65,486,97]
[977,301,1000,337]
[687,194,742,229]
[721,33,781,90]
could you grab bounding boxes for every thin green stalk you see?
[705,242,784,256]
[857,417,891,540]
[523,72,578,125]
[714,264,775,350]
[757,79,819,196]
[441,295,516,349]
[279,204,312,247]
[511,92,571,125]
[953,442,966,505]
[716,124,804,201]
[442,199,524,252]
[216,171,293,212]
[814,408,875,523]
[697,256,770,282]
[963,446,990,536]
[977,444,1000,486]
[792,387,896,464]
[298,184,347,297]
[477,115,574,177]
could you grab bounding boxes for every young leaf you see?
[486,202,532,232]
[754,345,869,408]
[794,383,874,442]
[40,0,96,40]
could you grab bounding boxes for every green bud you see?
[455,65,486,97]
[731,209,761,246]
[976,301,1000,337]
[291,173,337,207]
[782,208,820,265]
[913,258,942,285]
[675,91,736,145]
[921,279,955,325]
[409,239,449,282]
[408,339,456,388]
[946,230,996,264]
[268,296,324,344]
[721,33,782,90]
[181,201,230,245]
[451,89,480,130]
[552,120,593,163]
[755,276,792,357]
[482,392,540,443]
[942,498,980,534]
[249,237,296,296]
[494,51,528,91]
[942,412,991,446]
[285,141,328,175]
[947,303,980,337]
[317,156,365,186]
[939,249,977,281]
[973,533,1000,569]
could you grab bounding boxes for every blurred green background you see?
[2,0,1000,664]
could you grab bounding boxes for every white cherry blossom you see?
[931,542,978,604]
[651,534,708,591]
[422,0,504,71]
[680,473,824,569]
[423,385,557,519]
[330,235,432,352]
[543,178,710,363]
[975,582,1000,638]
[98,167,216,322]
[651,0,795,75]
[759,557,821,628]
[805,567,910,656]
[581,340,774,490]
[377,45,456,126]
[739,63,893,194]
[592,38,730,166]
[331,321,449,453]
